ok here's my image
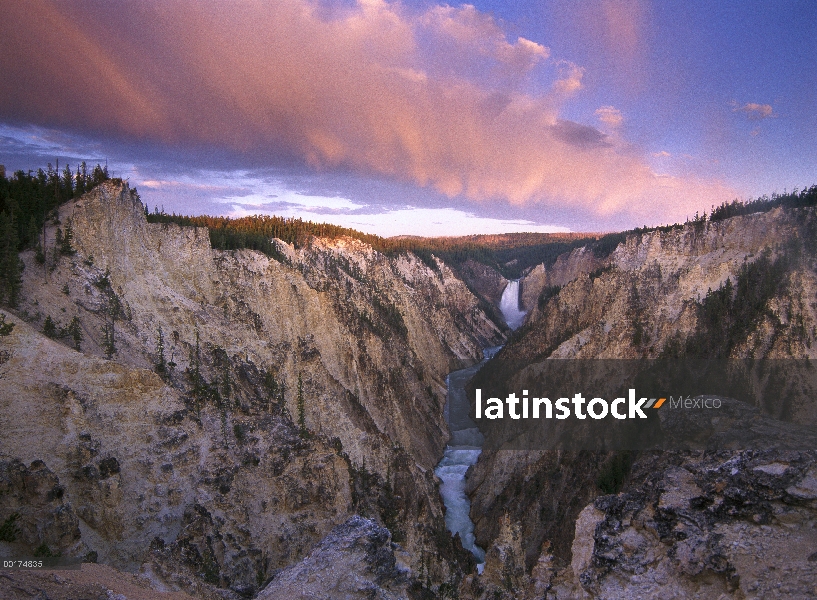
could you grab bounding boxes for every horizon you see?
[1,0,815,237]
[3,161,808,242]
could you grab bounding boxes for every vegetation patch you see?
[665,249,794,358]
[596,452,634,494]
[0,163,111,307]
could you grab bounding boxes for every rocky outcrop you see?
[256,516,408,600]
[542,399,817,599]
[458,514,531,600]
[549,446,817,599]
[0,457,85,559]
[2,181,503,596]
[456,259,508,309]
[462,207,817,598]
[519,246,603,312]
[0,562,200,600]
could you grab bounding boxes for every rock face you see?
[256,516,408,600]
[0,457,84,559]
[519,247,603,312]
[53,183,501,472]
[1,181,503,597]
[458,513,531,600]
[511,208,817,362]
[0,312,353,597]
[0,562,200,600]
[461,207,817,598]
[548,446,817,599]
[456,259,509,310]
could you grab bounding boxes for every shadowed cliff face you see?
[1,181,503,597]
[512,207,817,363]
[459,207,817,599]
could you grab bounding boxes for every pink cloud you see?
[596,106,624,127]
[0,0,732,223]
[732,101,776,120]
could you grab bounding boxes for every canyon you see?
[0,181,501,598]
[2,181,817,599]
[463,205,817,599]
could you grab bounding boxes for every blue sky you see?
[1,0,814,236]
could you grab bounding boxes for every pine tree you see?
[59,218,76,255]
[61,164,73,198]
[91,164,108,187]
[102,321,116,359]
[221,361,234,408]
[26,216,39,251]
[156,326,166,375]
[43,315,58,338]
[75,162,87,197]
[67,316,82,350]
[297,372,307,438]
[0,207,22,306]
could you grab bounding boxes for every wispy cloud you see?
[596,106,624,128]
[730,101,776,121]
[228,204,571,238]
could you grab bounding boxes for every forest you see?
[0,162,111,306]
[145,210,603,279]
[708,185,817,222]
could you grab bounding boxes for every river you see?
[434,280,525,571]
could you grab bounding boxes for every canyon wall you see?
[462,207,817,599]
[0,181,503,597]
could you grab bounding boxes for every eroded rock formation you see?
[0,181,503,597]
[463,207,817,599]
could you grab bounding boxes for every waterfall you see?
[433,281,527,572]
[499,279,527,330]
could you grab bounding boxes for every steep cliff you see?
[518,246,604,312]
[463,207,817,598]
[504,208,817,364]
[1,181,503,597]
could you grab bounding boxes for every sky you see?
[0,0,814,236]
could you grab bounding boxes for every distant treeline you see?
[708,185,817,222]
[144,185,817,280]
[0,162,111,306]
[146,212,386,255]
[145,210,603,278]
[579,186,817,268]
[400,185,816,270]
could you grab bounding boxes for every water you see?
[435,348,501,570]
[499,280,527,330]
[435,280,527,571]
[435,446,485,563]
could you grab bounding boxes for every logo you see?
[474,391,722,421]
